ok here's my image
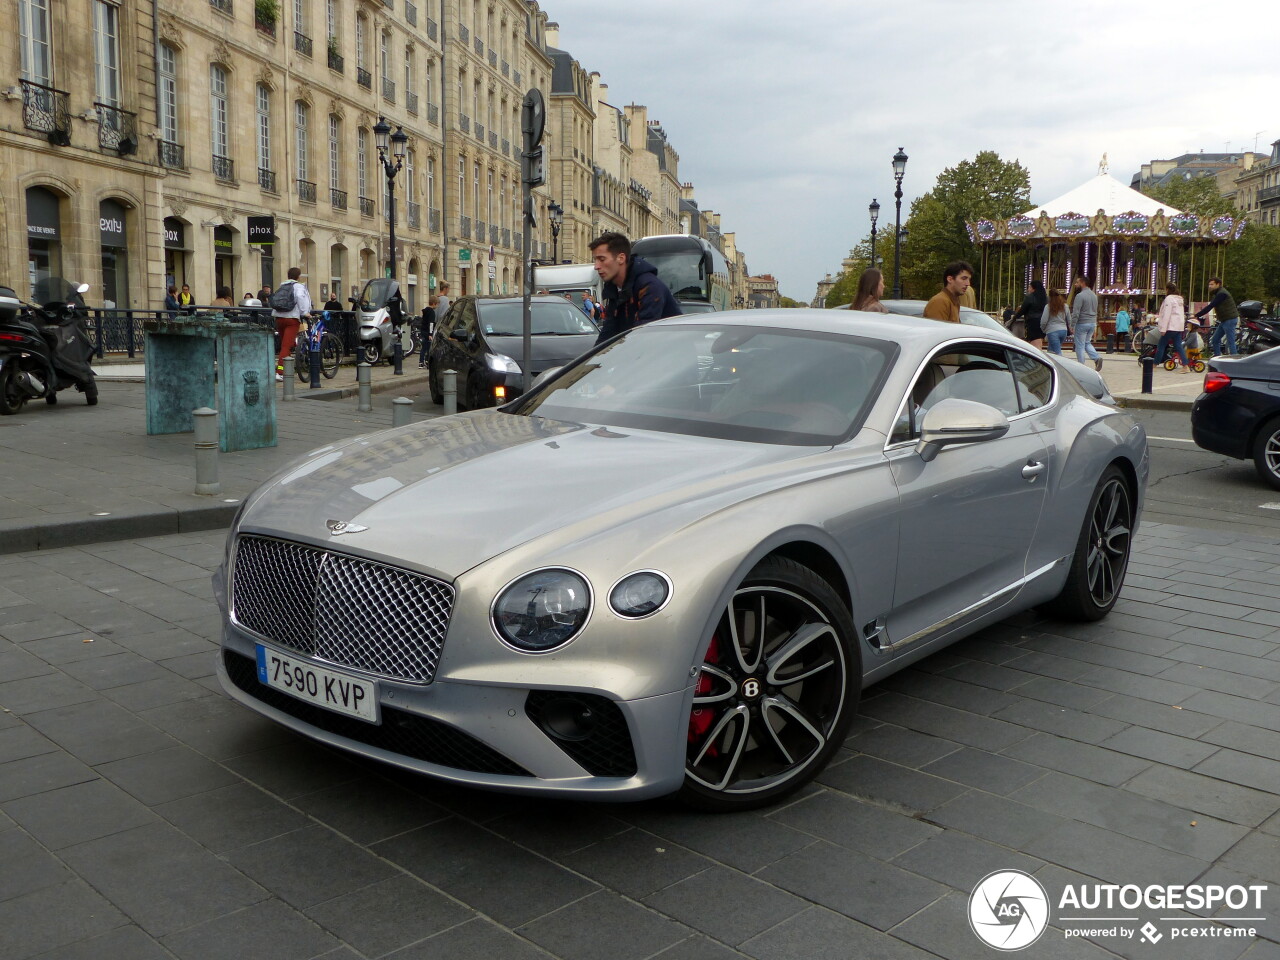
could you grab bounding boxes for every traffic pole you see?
[443,369,457,416]
[1141,355,1154,394]
[281,356,295,401]
[392,396,412,427]
[357,362,373,412]
[193,407,221,496]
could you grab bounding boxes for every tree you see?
[1141,176,1235,218]
[1225,222,1280,305]
[897,151,1033,299]
[777,296,804,308]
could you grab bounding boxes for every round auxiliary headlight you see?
[492,569,592,652]
[609,571,671,619]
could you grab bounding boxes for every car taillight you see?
[0,333,25,342]
[1203,372,1231,393]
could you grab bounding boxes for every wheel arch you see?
[764,540,853,619]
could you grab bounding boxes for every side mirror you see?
[449,328,471,342]
[76,283,90,294]
[532,366,561,389]
[915,398,1009,463]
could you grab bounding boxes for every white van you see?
[533,263,600,304]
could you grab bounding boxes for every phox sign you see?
[247,215,275,245]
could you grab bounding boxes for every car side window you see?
[456,300,478,337]
[1008,350,1054,412]
[890,344,1021,443]
[436,302,458,337]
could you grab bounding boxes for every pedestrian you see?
[1071,274,1103,370]
[1042,289,1072,355]
[1012,280,1047,347]
[323,293,343,313]
[178,284,195,313]
[419,295,437,369]
[269,266,312,382]
[165,284,181,315]
[590,231,683,344]
[959,284,977,309]
[850,268,888,312]
[210,286,234,308]
[1155,282,1191,373]
[435,282,451,326]
[922,261,973,323]
[1194,277,1240,357]
[258,285,273,305]
[580,290,599,319]
[1114,302,1132,352]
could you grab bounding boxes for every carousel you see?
[968,158,1247,329]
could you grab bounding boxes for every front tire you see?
[466,371,490,410]
[321,334,342,378]
[1252,417,1280,490]
[1042,465,1133,621]
[680,556,859,812]
[429,366,444,406]
[360,341,380,365]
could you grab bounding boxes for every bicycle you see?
[294,313,343,380]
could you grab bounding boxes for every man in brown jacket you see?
[923,261,973,323]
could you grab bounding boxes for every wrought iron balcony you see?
[514,233,522,252]
[489,131,497,150]
[1260,185,1280,203]
[426,19,437,41]
[295,32,313,56]
[209,0,231,13]
[460,114,470,134]
[427,103,439,125]
[513,70,522,86]
[258,167,277,191]
[255,10,275,36]
[475,122,484,141]
[359,195,375,217]
[407,201,421,228]
[489,224,498,245]
[21,80,70,144]
[405,1,416,25]
[328,49,344,72]
[382,77,396,102]
[429,208,441,232]
[357,67,372,89]
[158,140,185,169]
[383,204,397,225]
[406,91,418,115]
[488,50,497,68]
[297,179,317,203]
[331,187,347,209]
[501,137,509,156]
[476,220,486,239]
[94,102,137,154]
[461,216,471,239]
[459,25,469,44]
[502,228,510,247]
[474,37,483,56]
[501,59,509,77]
[213,154,235,181]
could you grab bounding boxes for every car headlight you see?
[487,353,522,374]
[491,568,592,652]
[608,571,672,619]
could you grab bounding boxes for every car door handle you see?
[1022,461,1046,480]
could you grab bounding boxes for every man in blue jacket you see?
[590,232,682,344]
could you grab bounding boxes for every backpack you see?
[268,281,297,312]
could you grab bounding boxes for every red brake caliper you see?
[687,633,722,755]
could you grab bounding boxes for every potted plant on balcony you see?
[327,35,340,61]
[254,0,279,33]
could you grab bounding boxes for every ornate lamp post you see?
[869,198,880,266]
[891,147,908,298]
[548,200,563,263]
[373,116,408,372]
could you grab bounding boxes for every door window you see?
[1008,350,1054,411]
[891,344,1023,443]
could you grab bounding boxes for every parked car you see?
[215,311,1148,810]
[1191,349,1280,488]
[427,295,599,409]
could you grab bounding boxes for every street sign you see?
[521,89,545,152]
[488,262,496,279]
[522,146,545,188]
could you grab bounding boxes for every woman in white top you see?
[1155,282,1190,373]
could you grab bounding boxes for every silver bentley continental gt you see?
[214,311,1149,811]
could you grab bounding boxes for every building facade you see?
[1235,139,1280,226]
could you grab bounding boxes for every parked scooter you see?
[353,278,418,365]
[0,278,99,415]
[1237,301,1280,355]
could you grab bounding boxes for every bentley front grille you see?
[231,535,454,684]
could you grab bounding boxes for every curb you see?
[296,369,431,402]
[0,500,239,556]
[1115,393,1196,411]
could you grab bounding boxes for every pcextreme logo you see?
[969,871,1269,950]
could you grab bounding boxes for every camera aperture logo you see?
[969,870,1049,951]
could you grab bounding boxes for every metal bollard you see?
[282,356,295,401]
[1141,355,1154,394]
[309,346,322,388]
[392,396,413,427]
[193,407,221,495]
[443,369,457,416]
[357,362,373,412]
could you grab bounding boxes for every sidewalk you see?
[0,363,440,555]
[1087,350,1204,410]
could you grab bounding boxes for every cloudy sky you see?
[540,0,1277,301]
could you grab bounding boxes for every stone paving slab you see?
[1,522,1280,958]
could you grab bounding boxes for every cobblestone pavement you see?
[2,521,1280,959]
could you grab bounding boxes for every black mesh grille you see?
[230,535,454,683]
[525,691,637,777]
[224,651,531,777]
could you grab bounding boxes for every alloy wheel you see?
[1085,477,1131,607]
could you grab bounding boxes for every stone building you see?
[544,24,593,265]
[1235,139,1280,226]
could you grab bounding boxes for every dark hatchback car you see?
[427,295,599,409]
[1191,348,1280,488]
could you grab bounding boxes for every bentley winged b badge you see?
[326,519,369,536]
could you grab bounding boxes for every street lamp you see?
[868,198,880,266]
[891,147,908,298]
[548,201,563,264]
[373,116,409,373]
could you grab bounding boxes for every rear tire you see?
[1042,465,1133,621]
[0,366,27,415]
[46,391,57,405]
[1252,416,1280,491]
[321,334,341,378]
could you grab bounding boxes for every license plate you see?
[255,645,379,724]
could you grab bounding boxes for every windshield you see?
[639,251,706,300]
[479,301,599,336]
[510,324,895,445]
[358,278,399,310]
[32,277,80,305]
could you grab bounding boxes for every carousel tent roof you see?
[1021,173,1181,220]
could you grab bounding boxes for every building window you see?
[473,162,480,223]
[210,64,229,160]
[499,177,506,228]
[355,15,366,70]
[424,58,432,106]
[158,43,178,143]
[255,84,271,172]
[294,0,306,33]
[358,126,368,198]
[328,114,340,191]
[404,47,414,97]
[426,156,435,208]
[295,101,308,181]
[487,169,493,225]
[326,0,336,41]
[458,157,465,215]
[92,0,120,106]
[406,149,415,203]
[19,0,53,85]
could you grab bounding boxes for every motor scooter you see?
[1237,301,1280,355]
[354,278,418,365]
[0,278,99,415]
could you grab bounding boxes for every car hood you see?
[485,334,597,372]
[238,411,820,580]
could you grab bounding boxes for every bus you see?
[631,234,732,313]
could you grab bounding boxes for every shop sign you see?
[214,225,234,253]
[26,187,59,239]
[247,215,275,245]
[99,199,127,249]
[163,217,185,249]
[458,247,472,265]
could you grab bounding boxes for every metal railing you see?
[357,67,372,88]
[258,167,277,191]
[295,31,313,55]
[158,139,185,169]
[427,103,439,124]
[502,228,510,247]
[213,154,235,181]
[359,195,375,217]
[475,122,484,141]
[476,220,485,239]
[383,204,397,225]
[209,0,232,13]
[90,308,368,361]
[513,70,521,86]
[328,49,344,72]
[474,37,483,56]
[1260,185,1280,203]
[406,91,418,115]
[382,77,396,102]
[426,18,437,41]
[514,233,522,252]
[429,208,441,232]
[488,50,496,68]
[95,102,137,153]
[407,201,421,228]
[501,137,509,156]
[255,11,275,35]
[297,179,317,203]
[405,1,416,25]
[501,59,509,77]
[489,131,497,150]
[330,187,347,209]
[489,224,498,245]
[461,216,471,239]
[21,79,70,143]
[460,114,470,134]
[459,25,469,44]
